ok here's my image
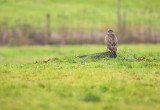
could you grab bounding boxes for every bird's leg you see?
[111,52,114,58]
[111,51,117,58]
[108,50,113,57]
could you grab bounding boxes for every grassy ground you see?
[0,45,160,110]
[0,0,160,30]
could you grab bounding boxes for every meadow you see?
[0,0,160,30]
[0,45,160,110]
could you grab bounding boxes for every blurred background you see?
[0,0,160,46]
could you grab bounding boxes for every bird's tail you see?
[112,51,117,58]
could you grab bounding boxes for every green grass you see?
[0,0,160,30]
[0,45,160,110]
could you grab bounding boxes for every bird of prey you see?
[104,29,118,58]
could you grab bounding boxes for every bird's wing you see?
[107,37,112,47]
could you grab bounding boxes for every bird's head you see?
[107,29,114,34]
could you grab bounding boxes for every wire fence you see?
[0,0,160,45]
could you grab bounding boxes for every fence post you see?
[46,13,51,44]
[147,9,152,43]
[117,0,121,36]
[122,11,126,38]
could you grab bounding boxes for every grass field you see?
[0,0,160,30]
[0,45,160,110]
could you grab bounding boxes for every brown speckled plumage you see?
[104,29,118,58]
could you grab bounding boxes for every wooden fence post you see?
[46,13,51,44]
[117,0,121,35]
[122,11,126,38]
